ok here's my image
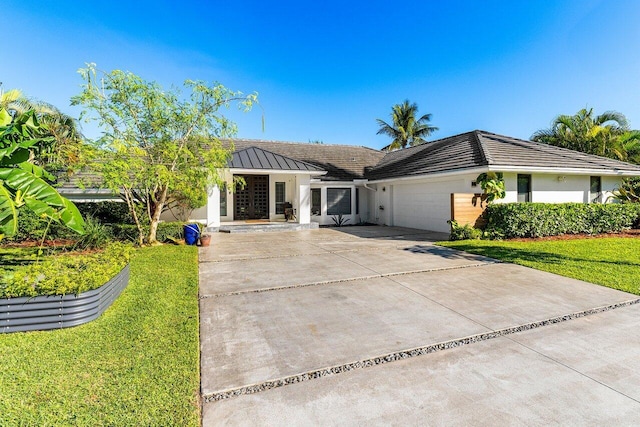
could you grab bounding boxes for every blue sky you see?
[3,0,640,149]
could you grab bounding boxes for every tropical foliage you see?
[531,108,640,162]
[376,100,438,150]
[72,63,257,244]
[608,177,640,203]
[475,171,506,205]
[0,107,84,240]
[1,88,87,172]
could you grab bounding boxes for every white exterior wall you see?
[533,174,587,204]
[269,173,297,221]
[498,173,626,205]
[374,172,629,234]
[209,171,316,224]
[310,182,366,225]
[158,193,211,224]
[376,173,478,233]
[195,169,630,232]
[297,174,311,224]
[205,186,220,227]
[219,170,234,222]
[602,176,622,203]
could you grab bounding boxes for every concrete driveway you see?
[199,226,640,425]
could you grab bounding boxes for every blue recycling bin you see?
[184,223,200,245]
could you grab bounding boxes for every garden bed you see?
[0,264,130,333]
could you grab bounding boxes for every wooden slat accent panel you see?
[450,193,487,229]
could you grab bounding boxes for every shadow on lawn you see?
[445,243,640,268]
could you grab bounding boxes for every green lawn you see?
[0,245,200,426]
[439,238,640,295]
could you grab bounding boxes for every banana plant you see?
[475,171,506,206]
[0,107,84,239]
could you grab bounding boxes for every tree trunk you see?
[147,185,169,244]
[123,188,144,246]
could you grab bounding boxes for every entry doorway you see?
[234,175,269,220]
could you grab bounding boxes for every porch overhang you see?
[230,168,326,176]
[228,146,326,176]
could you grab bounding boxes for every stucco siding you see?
[387,175,476,233]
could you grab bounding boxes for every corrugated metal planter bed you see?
[0,264,130,333]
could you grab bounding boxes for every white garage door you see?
[392,182,453,233]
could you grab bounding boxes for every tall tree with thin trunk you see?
[376,100,438,150]
[72,64,257,244]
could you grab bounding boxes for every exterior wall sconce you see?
[382,186,386,192]
[557,176,567,182]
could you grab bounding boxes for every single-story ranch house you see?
[60,130,640,234]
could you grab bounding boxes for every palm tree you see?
[531,108,640,161]
[376,100,438,150]
[0,86,85,170]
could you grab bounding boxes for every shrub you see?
[6,209,77,242]
[73,216,114,250]
[485,203,640,239]
[76,201,134,224]
[106,222,190,244]
[448,220,483,241]
[0,242,133,298]
[156,222,187,242]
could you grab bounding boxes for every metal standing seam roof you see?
[227,139,386,181]
[229,146,326,172]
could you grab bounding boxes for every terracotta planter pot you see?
[200,234,212,247]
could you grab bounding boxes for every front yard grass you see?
[439,237,640,295]
[0,245,200,426]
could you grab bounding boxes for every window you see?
[355,188,359,215]
[220,183,227,216]
[275,182,286,214]
[327,188,351,215]
[517,174,531,203]
[311,188,321,216]
[590,176,601,203]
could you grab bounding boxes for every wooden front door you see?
[234,175,269,220]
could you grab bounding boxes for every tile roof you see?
[229,146,325,172]
[59,131,640,197]
[477,131,640,172]
[227,139,385,181]
[365,130,640,180]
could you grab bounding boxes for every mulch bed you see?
[1,239,76,249]
[508,229,640,242]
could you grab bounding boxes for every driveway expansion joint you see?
[201,297,640,403]
[198,262,497,299]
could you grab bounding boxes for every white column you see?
[351,186,357,223]
[297,174,311,224]
[207,185,221,228]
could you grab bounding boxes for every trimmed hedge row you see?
[485,203,640,238]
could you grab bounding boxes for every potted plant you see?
[199,233,212,247]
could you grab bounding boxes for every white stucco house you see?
[61,130,640,234]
